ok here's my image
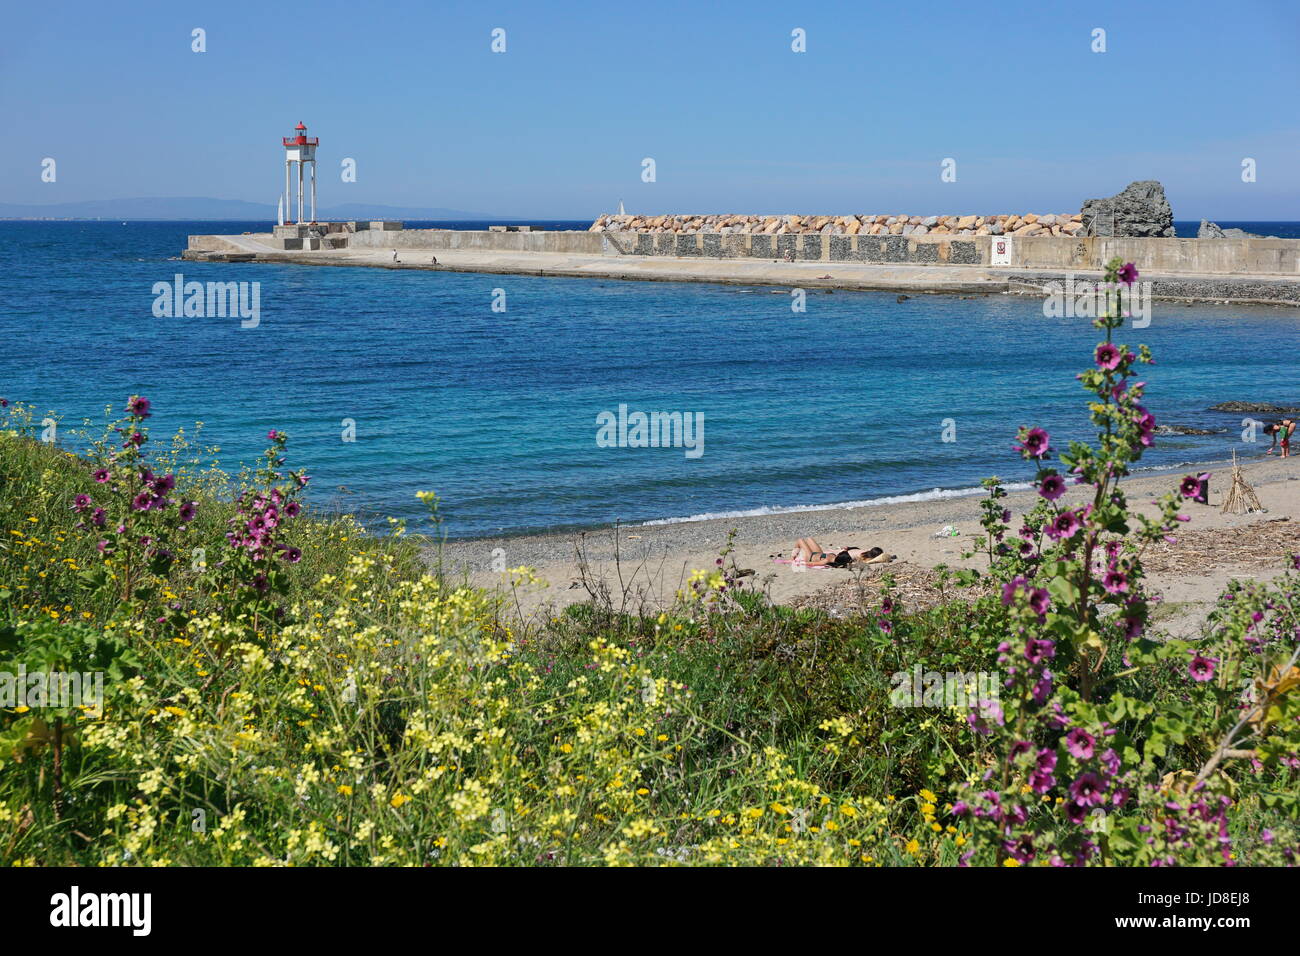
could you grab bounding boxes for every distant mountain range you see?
[0,197,507,221]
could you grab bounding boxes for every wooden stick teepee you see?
[1221,450,1264,514]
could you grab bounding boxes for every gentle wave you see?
[639,482,1036,526]
[636,456,1237,528]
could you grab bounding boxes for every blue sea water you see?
[1,219,1298,539]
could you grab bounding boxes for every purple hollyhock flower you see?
[1103,570,1128,594]
[1122,616,1144,639]
[1038,473,1066,501]
[1029,769,1055,794]
[92,468,110,483]
[1028,589,1051,616]
[91,508,106,527]
[1179,474,1203,498]
[131,490,153,511]
[1036,748,1058,773]
[72,493,92,512]
[1066,728,1096,760]
[284,500,301,517]
[1032,672,1054,703]
[1101,748,1121,776]
[267,430,281,441]
[96,539,108,554]
[1188,651,1217,682]
[1025,637,1056,664]
[282,546,302,563]
[153,473,176,493]
[126,395,151,418]
[1070,772,1106,808]
[178,501,197,523]
[1001,576,1026,606]
[1095,342,1122,370]
[1116,262,1139,286]
[1018,427,1051,459]
[296,473,311,488]
[1065,800,1090,825]
[1010,740,1034,759]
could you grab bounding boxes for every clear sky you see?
[3,0,1297,219]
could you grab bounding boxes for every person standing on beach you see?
[1265,419,1295,457]
[392,249,399,263]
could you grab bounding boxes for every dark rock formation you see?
[1153,424,1225,436]
[1198,219,1274,239]
[1080,180,1175,238]
[1210,401,1300,415]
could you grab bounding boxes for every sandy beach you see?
[437,454,1299,636]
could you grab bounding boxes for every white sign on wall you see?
[992,236,1013,266]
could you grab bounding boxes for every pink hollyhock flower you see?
[1188,651,1217,682]
[1066,728,1095,759]
[1050,510,1081,540]
[1017,427,1051,459]
[1038,473,1066,501]
[1095,343,1122,370]
[1116,262,1139,286]
[126,395,151,418]
[1103,570,1128,594]
[72,493,91,512]
[1070,772,1106,808]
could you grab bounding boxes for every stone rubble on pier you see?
[589,212,1085,238]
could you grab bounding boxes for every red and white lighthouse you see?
[282,121,319,224]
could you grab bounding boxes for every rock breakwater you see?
[590,212,1085,238]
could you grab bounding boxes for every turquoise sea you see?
[2,220,1298,538]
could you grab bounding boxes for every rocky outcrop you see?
[1210,401,1300,415]
[1198,219,1274,239]
[1080,181,1175,238]
[590,212,1085,238]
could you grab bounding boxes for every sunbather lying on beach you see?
[789,537,889,567]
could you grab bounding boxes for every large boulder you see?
[1080,180,1175,237]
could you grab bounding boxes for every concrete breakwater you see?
[184,226,1300,305]
[591,212,1086,238]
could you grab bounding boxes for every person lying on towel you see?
[790,537,890,568]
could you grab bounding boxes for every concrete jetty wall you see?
[339,227,1300,276]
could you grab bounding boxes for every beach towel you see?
[773,557,830,570]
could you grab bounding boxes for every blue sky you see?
[3,0,1297,218]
